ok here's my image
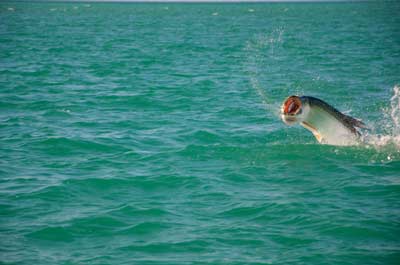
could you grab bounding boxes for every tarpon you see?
[281,95,366,146]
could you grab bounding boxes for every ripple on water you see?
[1,2,400,265]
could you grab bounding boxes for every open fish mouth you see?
[282,96,302,116]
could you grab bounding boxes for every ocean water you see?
[1,1,400,264]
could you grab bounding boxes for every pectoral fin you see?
[301,121,322,143]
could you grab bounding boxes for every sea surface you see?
[1,1,400,264]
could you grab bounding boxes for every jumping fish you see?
[281,95,366,146]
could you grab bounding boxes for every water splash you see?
[389,85,400,134]
[244,28,284,118]
[362,85,400,161]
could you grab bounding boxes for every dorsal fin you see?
[342,115,367,129]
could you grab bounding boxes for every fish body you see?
[281,96,366,146]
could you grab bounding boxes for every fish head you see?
[281,95,309,125]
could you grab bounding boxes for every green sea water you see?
[1,1,400,264]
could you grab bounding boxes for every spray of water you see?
[244,28,284,118]
[390,85,400,134]
[363,85,400,152]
